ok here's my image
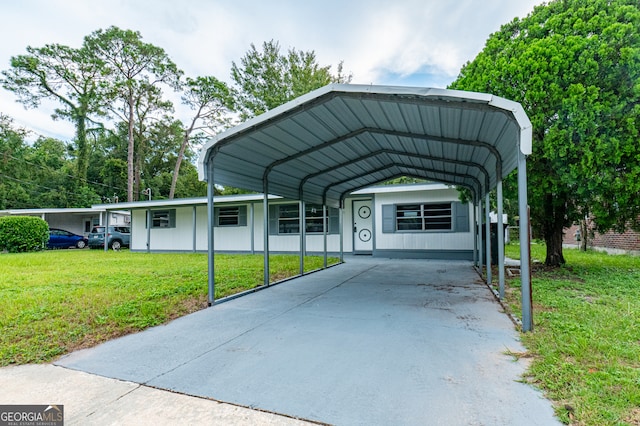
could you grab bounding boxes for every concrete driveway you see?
[56,257,559,425]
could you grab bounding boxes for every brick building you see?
[564,223,640,255]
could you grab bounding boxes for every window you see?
[305,204,328,233]
[396,203,452,231]
[148,210,176,228]
[215,206,247,227]
[269,204,339,235]
[278,204,300,234]
[423,203,453,230]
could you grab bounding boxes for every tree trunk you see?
[579,219,589,251]
[544,226,566,266]
[169,112,200,200]
[127,94,135,202]
[134,152,142,202]
[168,135,186,200]
[75,115,88,183]
[542,193,566,266]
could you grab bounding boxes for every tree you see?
[0,114,31,209]
[84,26,182,201]
[449,0,640,266]
[231,40,351,119]
[1,43,107,182]
[170,76,234,199]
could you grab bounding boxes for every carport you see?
[198,84,533,330]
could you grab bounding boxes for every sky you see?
[0,0,545,141]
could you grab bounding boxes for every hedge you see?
[0,216,49,253]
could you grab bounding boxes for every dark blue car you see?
[47,228,88,249]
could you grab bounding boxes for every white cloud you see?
[0,0,544,141]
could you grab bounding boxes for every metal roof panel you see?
[199,84,531,206]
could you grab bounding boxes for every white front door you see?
[353,200,373,253]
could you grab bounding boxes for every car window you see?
[91,227,105,233]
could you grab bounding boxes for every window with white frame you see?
[269,203,338,235]
[278,204,300,234]
[396,203,452,231]
[305,204,329,233]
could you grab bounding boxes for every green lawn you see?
[503,243,640,425]
[0,250,338,366]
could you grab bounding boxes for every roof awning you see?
[198,84,532,208]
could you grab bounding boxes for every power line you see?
[3,151,154,199]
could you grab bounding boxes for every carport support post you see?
[323,204,328,268]
[206,166,215,306]
[518,150,533,331]
[477,198,483,274]
[146,209,151,253]
[263,182,270,286]
[472,195,478,267]
[104,211,109,252]
[299,200,305,275]
[497,180,505,298]
[485,193,492,284]
[192,206,197,253]
[339,204,344,263]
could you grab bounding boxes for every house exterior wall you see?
[373,188,474,259]
[128,185,474,260]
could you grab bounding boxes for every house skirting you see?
[373,249,474,260]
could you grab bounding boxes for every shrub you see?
[0,216,49,253]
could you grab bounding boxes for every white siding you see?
[131,210,147,250]
[128,185,475,256]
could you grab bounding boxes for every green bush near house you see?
[0,216,49,253]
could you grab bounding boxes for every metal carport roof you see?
[197,84,534,331]
[198,84,531,207]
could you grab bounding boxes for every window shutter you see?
[454,202,470,232]
[382,204,396,233]
[169,209,176,228]
[329,207,339,234]
[238,205,247,226]
[213,207,220,227]
[268,204,278,235]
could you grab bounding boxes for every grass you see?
[502,243,640,426]
[0,250,338,366]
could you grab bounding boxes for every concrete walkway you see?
[0,364,310,425]
[7,258,559,425]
